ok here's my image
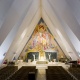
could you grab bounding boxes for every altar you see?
[36,61,48,64]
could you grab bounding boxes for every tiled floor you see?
[37,69,46,80]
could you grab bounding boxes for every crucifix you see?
[48,54,51,61]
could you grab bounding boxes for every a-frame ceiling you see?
[0,0,80,63]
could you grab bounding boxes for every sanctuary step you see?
[36,65,48,69]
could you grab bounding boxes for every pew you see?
[69,67,80,80]
[7,66,37,80]
[0,66,18,80]
[46,66,74,80]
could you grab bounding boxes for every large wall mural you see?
[19,19,66,61]
[25,22,55,56]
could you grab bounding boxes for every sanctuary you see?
[19,19,66,63]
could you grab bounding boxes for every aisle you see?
[37,69,46,80]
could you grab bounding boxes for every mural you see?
[19,19,67,61]
[24,22,55,59]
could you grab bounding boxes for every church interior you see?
[0,0,80,80]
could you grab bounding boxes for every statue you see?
[33,54,35,61]
[48,54,51,61]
